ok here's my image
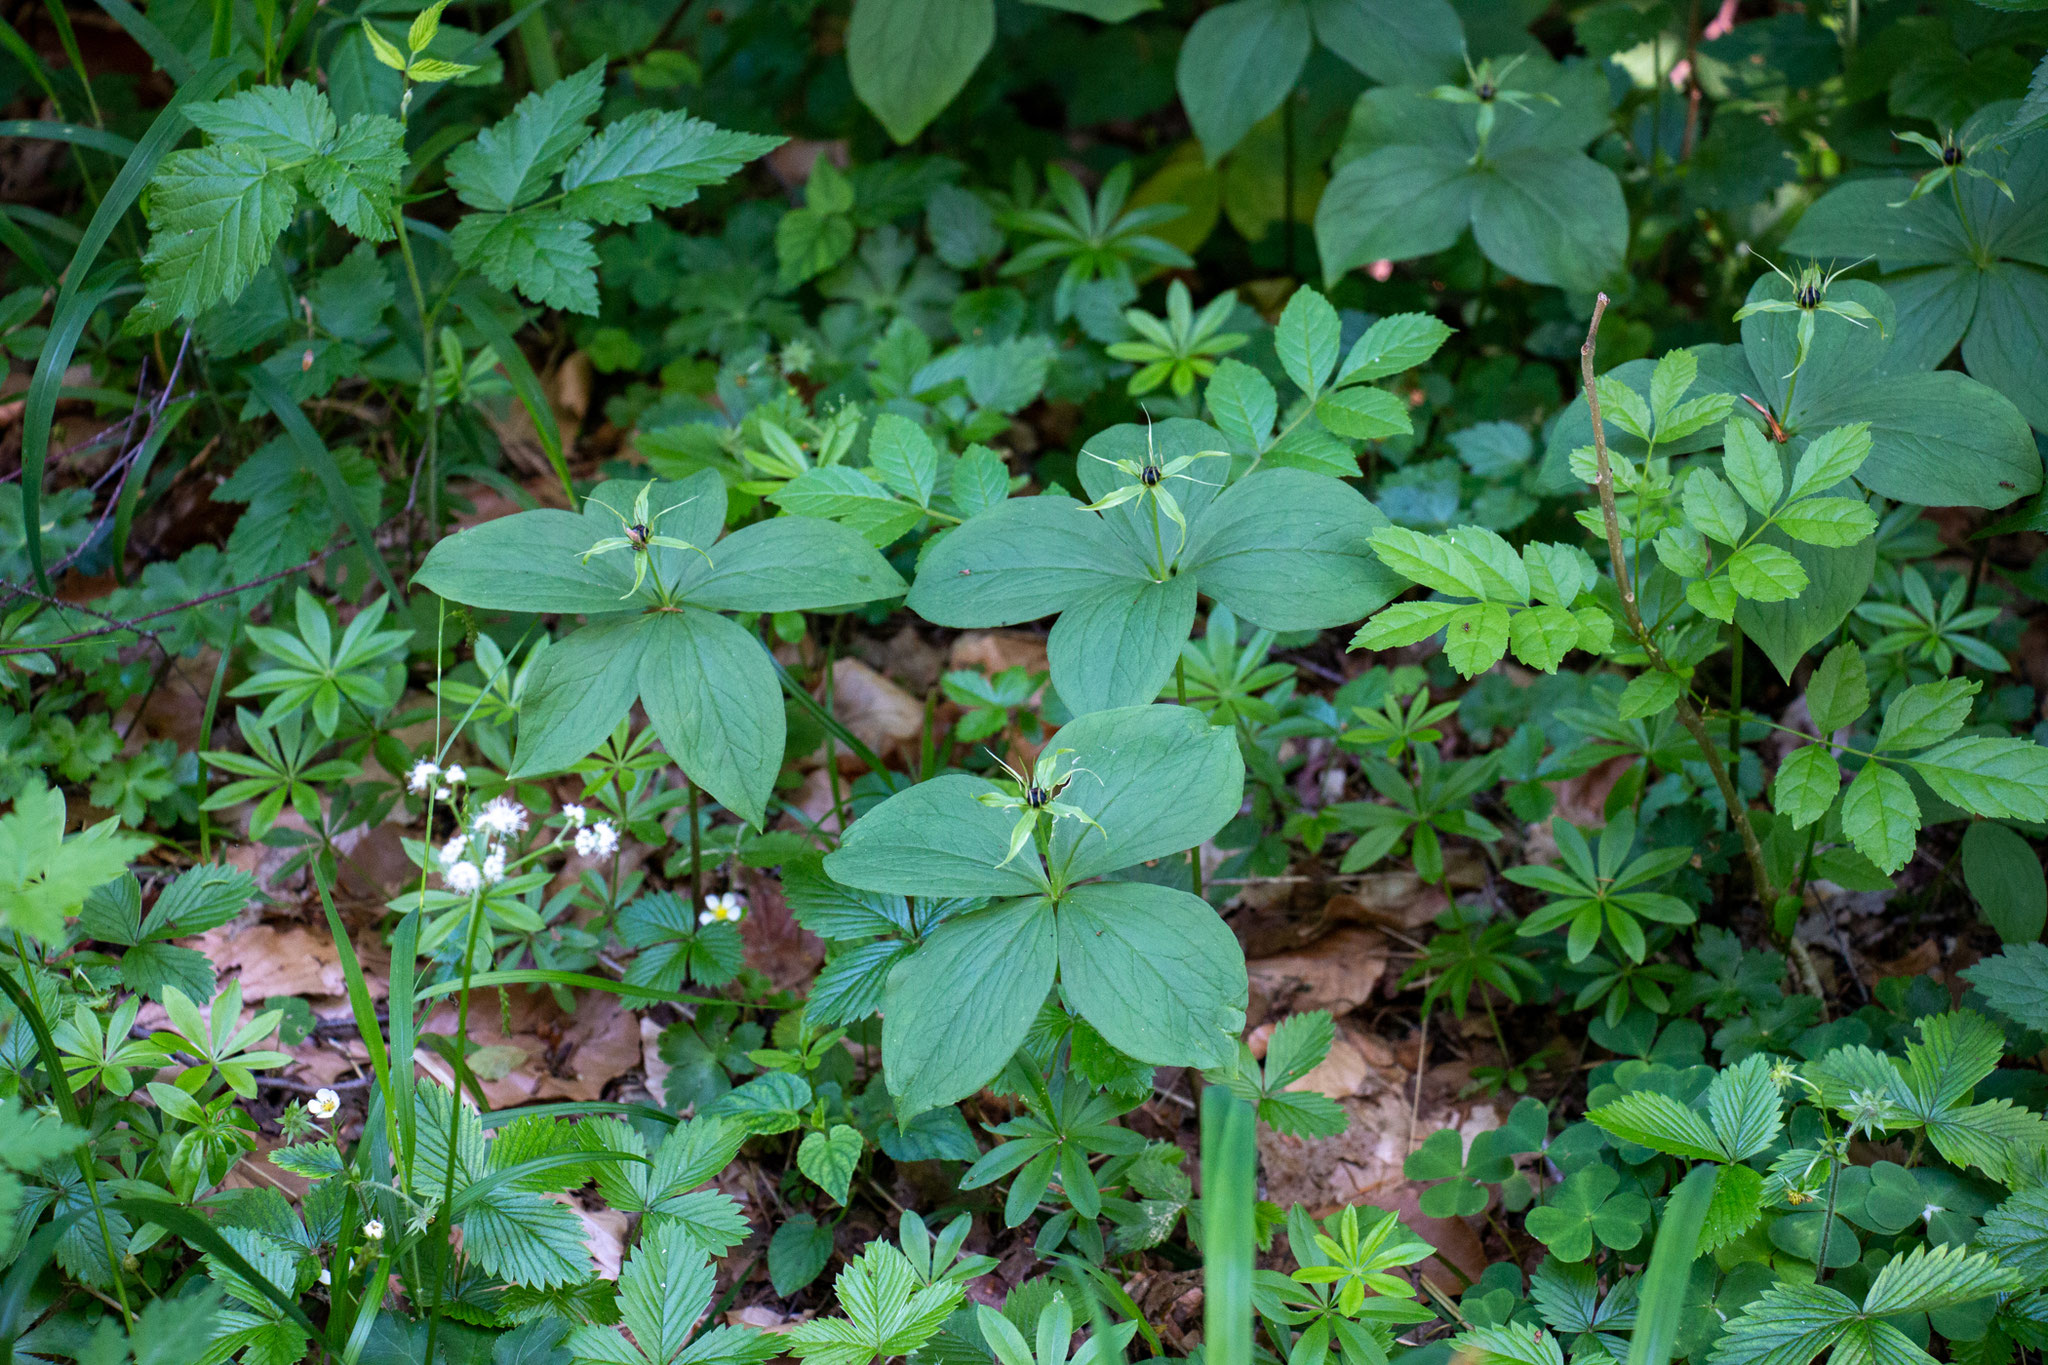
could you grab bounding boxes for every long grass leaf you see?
[1201,1084,1256,1365]
[18,53,244,588]
[1627,1162,1717,1365]
[247,365,403,600]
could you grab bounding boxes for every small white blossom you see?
[440,834,468,866]
[407,760,441,794]
[474,796,528,839]
[574,821,620,859]
[318,1268,331,1287]
[700,892,746,926]
[445,861,483,894]
[363,1220,385,1240]
[444,765,467,785]
[561,803,587,829]
[481,851,506,885]
[308,1088,341,1119]
[434,786,452,800]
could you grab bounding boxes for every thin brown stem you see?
[1580,294,1780,907]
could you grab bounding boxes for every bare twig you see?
[0,552,330,656]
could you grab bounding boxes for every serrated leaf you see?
[1687,576,1738,623]
[1875,678,1977,753]
[1586,1089,1725,1162]
[1788,423,1872,501]
[303,114,405,241]
[1772,745,1840,830]
[1842,762,1919,875]
[1723,420,1784,514]
[1705,1283,1856,1365]
[446,61,603,213]
[1706,1054,1783,1161]
[1908,737,2048,822]
[1367,527,1489,599]
[1682,468,1748,547]
[1806,643,1868,736]
[1649,348,1699,425]
[140,144,299,320]
[559,110,783,226]
[867,413,939,507]
[1728,544,1806,602]
[1963,944,2048,1033]
[1336,312,1453,385]
[797,1125,863,1205]
[185,82,334,160]
[1276,286,1340,400]
[1617,671,1682,721]
[1777,496,1877,548]
[1350,600,1463,651]
[1205,358,1278,451]
[1863,1245,2020,1316]
[1316,386,1411,440]
[1509,604,1582,673]
[1444,603,1510,678]
[450,209,599,314]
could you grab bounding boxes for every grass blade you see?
[454,281,575,504]
[1201,1084,1256,1365]
[18,52,244,588]
[1626,1162,1717,1365]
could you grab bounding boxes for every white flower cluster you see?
[700,892,746,926]
[433,787,623,893]
[575,820,620,859]
[407,760,466,801]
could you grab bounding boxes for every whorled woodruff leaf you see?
[414,471,907,824]
[909,418,1402,713]
[826,704,1247,1117]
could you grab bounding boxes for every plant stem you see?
[1580,294,1780,907]
[1727,625,1742,762]
[1176,657,1204,899]
[425,896,489,1365]
[687,776,703,921]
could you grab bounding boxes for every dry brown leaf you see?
[827,658,924,763]
[1286,1028,1370,1100]
[948,631,1049,677]
[194,922,346,1000]
[1246,928,1388,1017]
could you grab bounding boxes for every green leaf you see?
[1701,1162,1765,1253]
[798,1125,863,1205]
[1704,1283,1856,1365]
[1727,544,1808,603]
[677,516,909,613]
[847,0,995,144]
[1276,285,1342,401]
[1963,944,2048,1032]
[0,782,151,943]
[446,60,602,212]
[1772,745,1840,831]
[1842,763,1919,875]
[1776,497,1877,548]
[1707,1054,1784,1161]
[1048,704,1245,883]
[788,1242,964,1365]
[907,496,1147,627]
[302,113,406,240]
[1687,576,1738,624]
[1863,1245,2020,1316]
[881,897,1054,1119]
[769,1214,838,1296]
[1683,468,1748,547]
[1456,1324,1566,1365]
[1176,0,1313,163]
[1205,359,1278,452]
[1336,312,1455,385]
[511,616,648,778]
[1962,821,2047,944]
[1617,672,1682,721]
[1508,604,1583,674]
[1047,574,1198,714]
[1723,420,1783,515]
[638,608,783,827]
[1586,1089,1725,1162]
[1736,533,1875,682]
[1315,386,1411,440]
[867,414,939,507]
[1805,643,1869,735]
[771,467,924,547]
[1443,603,1510,678]
[1787,423,1873,502]
[952,445,1011,519]
[1875,678,1977,753]
[827,775,1048,898]
[1056,881,1246,1071]
[450,208,600,314]
[139,143,298,320]
[558,110,783,226]
[1908,737,2048,822]
[1350,600,1464,651]
[570,1221,774,1365]
[1186,469,1403,630]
